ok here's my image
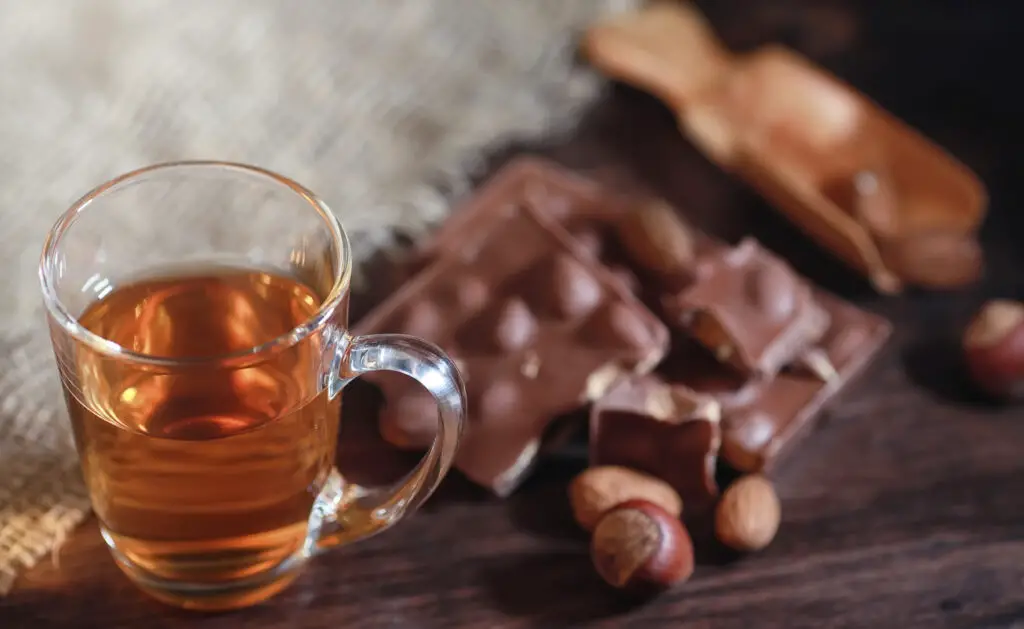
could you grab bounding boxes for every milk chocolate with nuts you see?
[414,157,891,476]
[356,202,669,496]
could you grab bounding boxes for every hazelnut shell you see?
[963,300,1024,400]
[590,499,694,591]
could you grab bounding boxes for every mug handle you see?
[308,333,466,552]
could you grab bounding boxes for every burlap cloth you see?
[0,0,637,594]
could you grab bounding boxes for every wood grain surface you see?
[4,1,1024,627]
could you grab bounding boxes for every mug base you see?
[127,566,303,612]
[102,526,310,611]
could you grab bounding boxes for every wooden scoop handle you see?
[582,2,733,113]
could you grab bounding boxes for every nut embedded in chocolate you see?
[719,408,775,473]
[458,296,539,353]
[585,301,657,352]
[492,298,538,351]
[545,253,605,319]
[584,362,630,403]
[743,260,798,321]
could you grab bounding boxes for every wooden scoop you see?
[583,1,988,294]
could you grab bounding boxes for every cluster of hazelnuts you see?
[569,466,780,591]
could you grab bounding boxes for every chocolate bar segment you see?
[662,238,831,381]
[591,376,721,506]
[715,291,891,472]
[356,202,670,496]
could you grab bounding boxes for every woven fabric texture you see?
[0,0,635,594]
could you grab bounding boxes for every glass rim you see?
[38,160,352,369]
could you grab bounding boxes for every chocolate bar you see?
[590,376,721,506]
[355,201,669,496]
[418,157,891,474]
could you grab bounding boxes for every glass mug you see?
[39,161,467,610]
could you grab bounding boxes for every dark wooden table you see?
[4,1,1023,627]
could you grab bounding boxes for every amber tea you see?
[42,161,465,611]
[67,268,339,604]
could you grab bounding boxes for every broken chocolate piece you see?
[664,238,832,380]
[591,376,721,506]
[356,201,669,496]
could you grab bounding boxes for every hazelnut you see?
[616,200,696,285]
[569,466,683,532]
[963,300,1024,400]
[714,475,780,552]
[590,499,694,590]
